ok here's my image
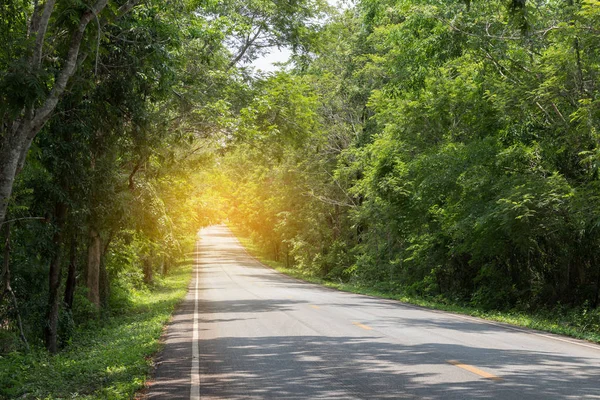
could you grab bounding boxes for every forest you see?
[218,0,600,316]
[1,0,600,397]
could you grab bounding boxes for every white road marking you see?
[342,292,600,352]
[440,311,600,351]
[190,240,200,400]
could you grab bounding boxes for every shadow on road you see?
[150,323,600,399]
[147,226,600,399]
[148,289,600,399]
[194,335,600,399]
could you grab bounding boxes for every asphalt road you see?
[147,225,600,399]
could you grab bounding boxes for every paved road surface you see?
[147,225,600,399]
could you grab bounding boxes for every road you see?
[147,225,600,399]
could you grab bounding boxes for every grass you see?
[231,227,600,345]
[0,264,192,400]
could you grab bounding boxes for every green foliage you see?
[0,265,192,399]
[215,0,600,332]
[1,0,329,387]
[233,227,600,344]
[199,0,329,65]
[4,0,600,394]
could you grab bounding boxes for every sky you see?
[251,47,293,73]
[250,0,351,73]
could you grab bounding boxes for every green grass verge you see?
[0,265,192,400]
[230,227,600,345]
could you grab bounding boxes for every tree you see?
[198,0,328,68]
[0,0,140,225]
[213,0,600,313]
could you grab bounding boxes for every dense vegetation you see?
[2,0,600,397]
[1,266,192,398]
[216,0,600,326]
[0,0,325,397]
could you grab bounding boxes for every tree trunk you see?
[98,231,114,306]
[567,258,579,303]
[593,255,600,308]
[63,235,77,311]
[1,224,10,295]
[160,256,166,276]
[86,228,101,308]
[143,257,153,285]
[44,202,67,354]
[99,256,109,307]
[285,244,290,268]
[1,223,29,350]
[0,130,33,224]
[0,0,137,227]
[273,242,279,261]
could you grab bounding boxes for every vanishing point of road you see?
[147,225,600,399]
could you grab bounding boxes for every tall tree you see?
[0,0,140,225]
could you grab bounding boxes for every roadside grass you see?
[231,228,600,345]
[0,264,192,400]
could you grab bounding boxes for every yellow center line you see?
[352,321,373,330]
[309,304,320,309]
[447,360,502,381]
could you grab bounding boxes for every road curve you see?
[147,225,600,399]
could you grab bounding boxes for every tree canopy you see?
[2,0,600,375]
[214,0,600,316]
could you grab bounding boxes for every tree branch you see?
[306,191,356,208]
[115,0,141,20]
[30,0,110,136]
[1,224,29,351]
[0,217,45,227]
[228,23,265,69]
[30,0,144,137]
[31,0,57,68]
[28,0,42,39]
[128,158,144,190]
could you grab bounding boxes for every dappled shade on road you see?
[147,226,600,399]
